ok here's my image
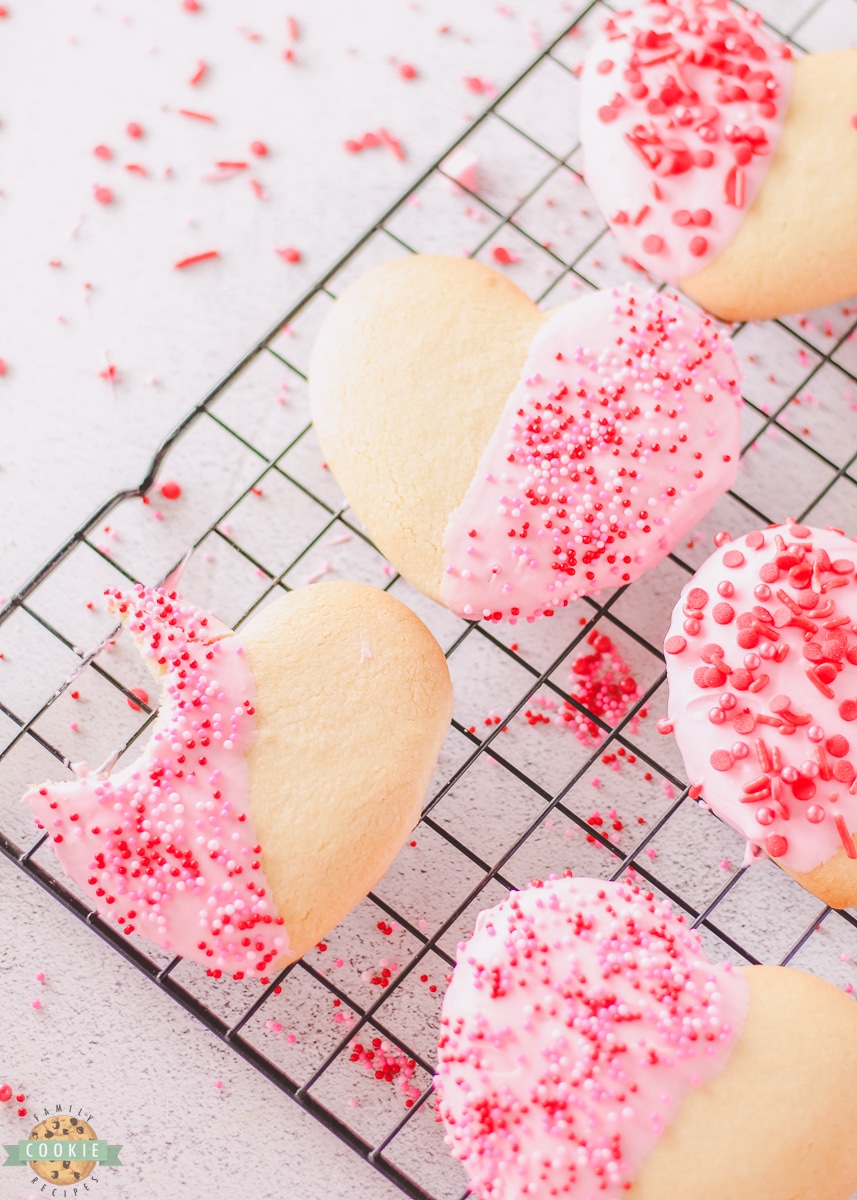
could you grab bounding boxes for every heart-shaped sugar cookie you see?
[25,580,453,977]
[310,256,742,625]
[579,0,857,321]
[436,875,857,1200]
[664,523,857,907]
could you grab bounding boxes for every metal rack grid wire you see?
[2,0,857,1196]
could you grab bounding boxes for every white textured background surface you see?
[2,1,857,1199]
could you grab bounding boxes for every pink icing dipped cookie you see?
[663,523,857,907]
[580,0,857,321]
[435,875,857,1200]
[25,581,452,978]
[310,257,742,626]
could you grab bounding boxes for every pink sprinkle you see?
[287,15,299,40]
[178,108,215,122]
[851,114,857,130]
[645,848,657,859]
[846,983,855,994]
[31,999,42,1010]
[250,140,268,156]
[334,958,344,968]
[93,144,112,160]
[0,359,7,376]
[126,121,143,139]
[214,1080,222,1089]
[275,246,301,263]
[35,972,45,983]
[399,63,417,79]
[642,234,664,254]
[69,722,78,732]
[286,1034,296,1044]
[189,59,206,85]
[590,777,601,788]
[719,859,731,871]
[182,0,201,11]
[93,185,114,205]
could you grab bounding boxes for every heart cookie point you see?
[312,258,742,625]
[664,523,857,905]
[25,580,452,977]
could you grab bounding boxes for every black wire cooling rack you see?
[3,2,857,1197]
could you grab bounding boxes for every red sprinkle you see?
[712,602,734,625]
[250,140,268,156]
[190,59,207,85]
[126,121,143,138]
[689,236,708,257]
[492,247,513,265]
[174,250,219,269]
[665,635,687,655]
[276,247,301,263]
[840,699,857,722]
[94,144,112,160]
[765,834,788,858]
[178,109,216,122]
[127,687,149,712]
[93,185,114,205]
[399,64,417,80]
[835,812,857,859]
[642,234,664,254]
[160,481,182,500]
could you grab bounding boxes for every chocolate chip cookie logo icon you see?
[3,1107,123,1191]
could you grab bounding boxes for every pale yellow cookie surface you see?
[309,256,547,603]
[682,50,857,322]
[630,965,857,1200]
[242,581,453,963]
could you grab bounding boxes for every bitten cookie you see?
[662,523,857,907]
[579,0,857,322]
[310,256,742,625]
[25,581,453,977]
[435,875,857,1200]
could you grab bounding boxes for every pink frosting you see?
[25,585,289,980]
[579,0,794,281]
[664,524,857,875]
[441,285,742,624]
[435,875,748,1200]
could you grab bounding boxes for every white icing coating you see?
[579,0,794,281]
[441,284,742,623]
[25,586,289,978]
[665,524,857,873]
[435,875,748,1200]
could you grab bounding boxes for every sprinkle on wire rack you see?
[2,2,857,1197]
